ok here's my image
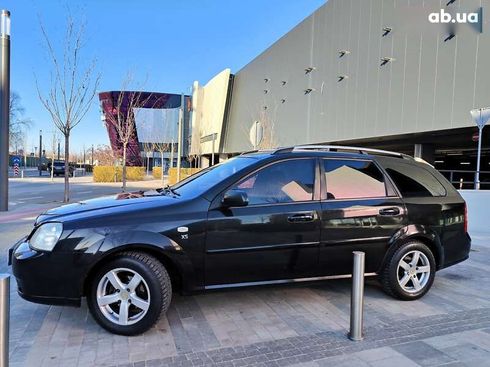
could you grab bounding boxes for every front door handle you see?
[288,212,315,223]
[379,207,401,216]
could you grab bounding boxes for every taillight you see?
[464,203,468,233]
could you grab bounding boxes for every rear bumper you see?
[440,254,469,270]
[441,232,471,270]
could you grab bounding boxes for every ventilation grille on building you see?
[444,34,456,42]
[338,50,350,58]
[305,67,316,74]
[380,57,395,66]
[382,27,392,37]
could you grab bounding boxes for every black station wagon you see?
[10,145,471,335]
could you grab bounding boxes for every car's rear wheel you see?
[380,241,435,300]
[87,251,171,335]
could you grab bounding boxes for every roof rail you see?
[239,149,259,155]
[273,144,410,159]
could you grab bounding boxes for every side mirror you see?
[222,189,248,208]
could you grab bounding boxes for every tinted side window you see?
[383,162,446,198]
[232,159,315,205]
[324,159,387,200]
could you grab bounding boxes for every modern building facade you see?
[100,0,490,187]
[99,91,191,168]
[190,0,490,187]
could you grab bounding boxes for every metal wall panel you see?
[224,0,488,153]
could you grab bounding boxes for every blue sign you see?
[12,156,21,165]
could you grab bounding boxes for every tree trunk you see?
[64,133,70,202]
[122,145,127,192]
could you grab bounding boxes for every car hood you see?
[35,191,178,225]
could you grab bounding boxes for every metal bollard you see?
[349,251,365,341]
[0,274,9,367]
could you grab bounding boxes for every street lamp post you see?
[0,10,10,212]
[38,130,43,176]
[470,107,490,190]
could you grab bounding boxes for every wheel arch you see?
[379,225,445,273]
[82,244,184,297]
[81,230,198,297]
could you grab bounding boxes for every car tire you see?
[87,251,172,335]
[380,241,436,301]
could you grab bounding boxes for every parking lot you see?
[1,179,490,367]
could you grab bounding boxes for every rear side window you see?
[323,159,387,200]
[233,159,315,205]
[383,162,446,198]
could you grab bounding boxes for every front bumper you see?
[10,240,82,307]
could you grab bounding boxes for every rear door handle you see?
[379,207,401,216]
[288,212,315,223]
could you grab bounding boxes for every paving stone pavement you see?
[3,234,490,367]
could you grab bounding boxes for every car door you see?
[319,158,407,275]
[205,158,322,287]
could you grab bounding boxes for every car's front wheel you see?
[87,251,171,335]
[380,241,436,300]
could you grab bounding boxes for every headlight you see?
[29,223,63,252]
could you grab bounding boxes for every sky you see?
[2,0,326,155]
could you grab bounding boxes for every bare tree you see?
[103,77,154,191]
[153,141,170,184]
[36,14,100,202]
[257,106,278,150]
[152,108,178,183]
[9,92,32,152]
[241,103,279,151]
[93,144,118,166]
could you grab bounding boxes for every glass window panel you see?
[324,160,387,200]
[382,163,446,197]
[232,159,315,205]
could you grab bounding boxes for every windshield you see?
[172,157,258,197]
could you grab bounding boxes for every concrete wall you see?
[224,0,490,153]
[459,190,490,236]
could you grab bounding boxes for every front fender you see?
[380,224,445,272]
[82,230,198,294]
[101,230,183,253]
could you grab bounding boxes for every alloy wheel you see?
[396,250,431,294]
[96,267,151,326]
